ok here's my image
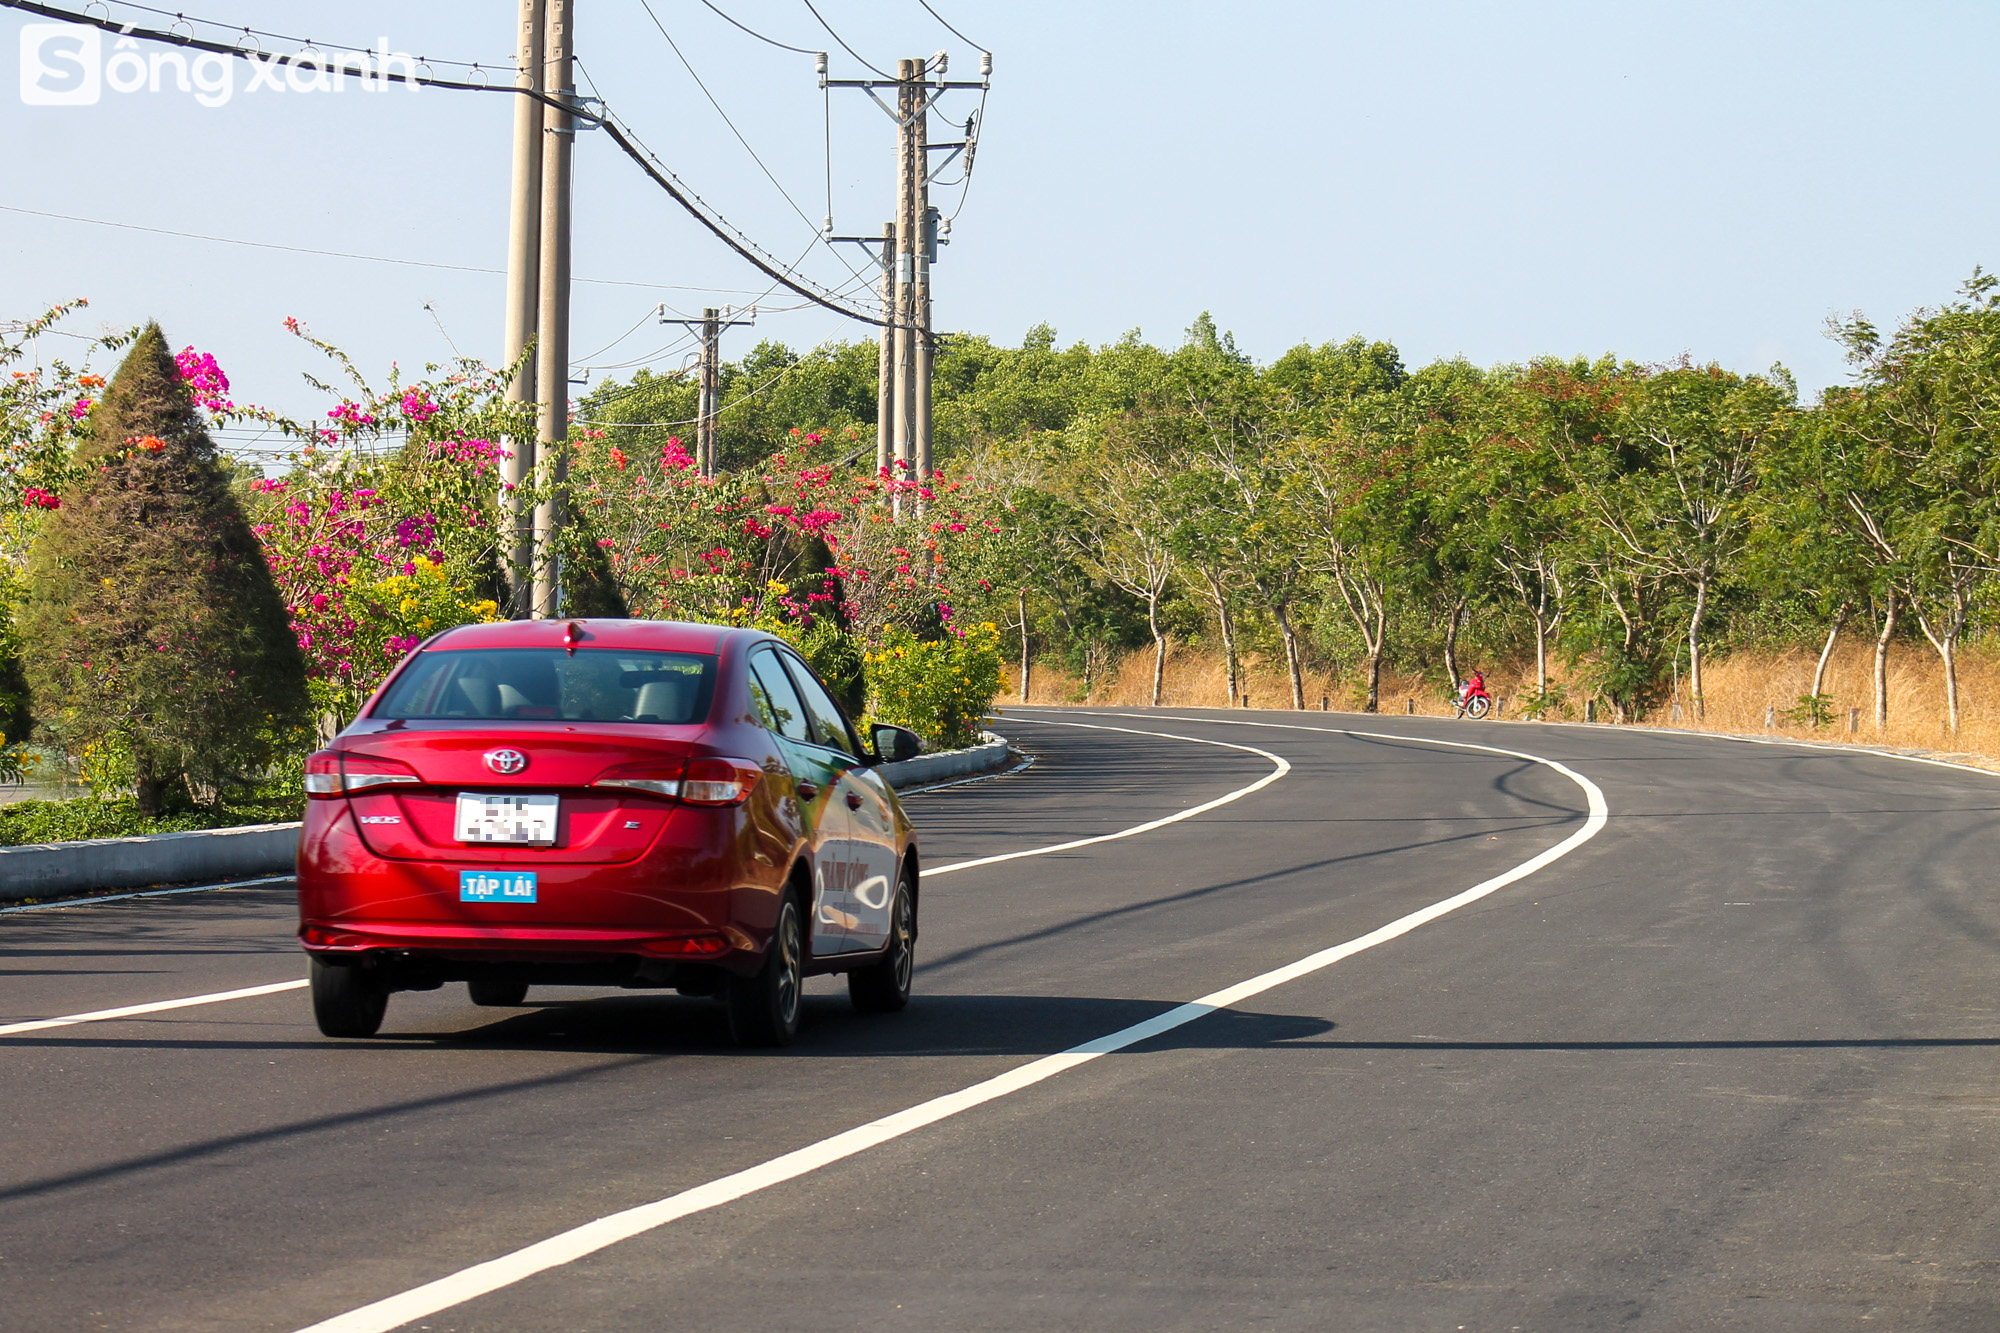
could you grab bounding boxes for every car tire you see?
[310,956,388,1038]
[468,977,530,1007]
[728,896,803,1047]
[849,873,914,1014]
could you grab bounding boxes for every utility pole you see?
[911,57,934,484]
[825,53,985,503]
[698,307,719,477]
[658,306,755,477]
[531,0,574,619]
[892,58,919,494]
[501,0,544,619]
[876,220,896,476]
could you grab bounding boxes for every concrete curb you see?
[0,733,1019,903]
[0,822,302,903]
[876,731,1013,790]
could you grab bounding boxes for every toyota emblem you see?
[484,748,528,775]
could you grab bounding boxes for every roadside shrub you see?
[865,623,1002,750]
[19,324,308,814]
[1782,691,1835,729]
[0,792,300,848]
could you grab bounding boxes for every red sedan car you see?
[296,618,924,1046]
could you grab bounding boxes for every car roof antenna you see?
[565,620,583,655]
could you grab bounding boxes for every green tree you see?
[1598,362,1791,717]
[20,324,308,813]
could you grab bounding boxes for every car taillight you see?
[592,759,685,799]
[680,757,762,806]
[592,758,761,805]
[304,750,423,798]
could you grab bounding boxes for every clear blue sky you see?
[5,1,1997,434]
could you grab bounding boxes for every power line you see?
[695,0,819,56]
[2,0,888,326]
[635,0,869,288]
[0,202,772,298]
[573,305,671,365]
[800,0,893,80]
[914,0,984,52]
[85,0,502,70]
[579,337,852,429]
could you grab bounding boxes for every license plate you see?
[461,870,537,903]
[455,792,559,845]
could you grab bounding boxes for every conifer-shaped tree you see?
[21,324,307,814]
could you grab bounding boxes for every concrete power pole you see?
[891,58,919,496]
[659,307,754,477]
[501,0,544,619]
[875,220,896,476]
[825,54,986,491]
[912,58,934,484]
[531,0,575,619]
[698,307,720,477]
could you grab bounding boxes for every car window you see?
[748,650,812,743]
[374,649,714,723]
[779,653,857,757]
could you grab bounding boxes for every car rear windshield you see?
[373,648,716,724]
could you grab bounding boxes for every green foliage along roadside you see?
[864,623,1003,751]
[19,325,308,814]
[0,793,301,848]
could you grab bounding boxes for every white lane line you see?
[926,722,1289,877]
[1,732,1272,1040]
[0,874,296,915]
[0,979,309,1038]
[291,719,1604,1333]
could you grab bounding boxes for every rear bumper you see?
[297,800,781,975]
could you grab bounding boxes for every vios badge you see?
[484,748,528,775]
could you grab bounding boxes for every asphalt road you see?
[5,706,2000,1331]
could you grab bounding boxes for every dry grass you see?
[995,640,2000,769]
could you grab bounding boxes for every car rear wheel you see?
[728,896,803,1047]
[849,874,914,1013]
[310,956,388,1038]
[468,977,530,1007]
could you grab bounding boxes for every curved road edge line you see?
[926,720,1291,877]
[289,717,1605,1333]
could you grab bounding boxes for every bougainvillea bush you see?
[567,426,1011,743]
[243,320,533,727]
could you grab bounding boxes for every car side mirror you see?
[871,723,923,764]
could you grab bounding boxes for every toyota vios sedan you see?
[296,618,925,1046]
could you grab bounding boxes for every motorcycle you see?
[1454,679,1491,719]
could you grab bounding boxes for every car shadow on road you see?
[400,990,1339,1059]
[0,997,1330,1207]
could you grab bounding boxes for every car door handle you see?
[845,791,864,811]
[796,782,819,800]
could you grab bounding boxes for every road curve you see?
[3,707,1999,1330]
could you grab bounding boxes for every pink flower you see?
[175,348,233,412]
[69,398,92,419]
